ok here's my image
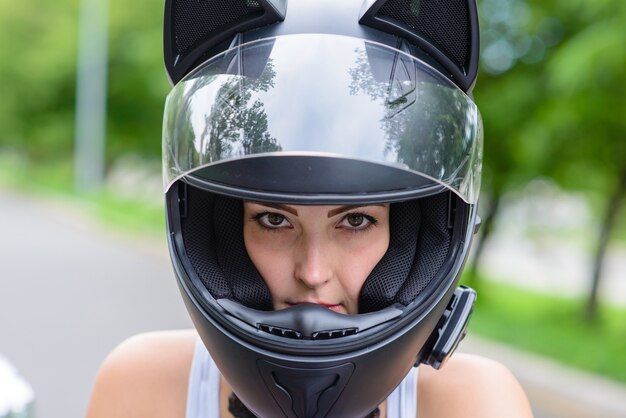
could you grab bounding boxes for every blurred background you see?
[0,0,624,417]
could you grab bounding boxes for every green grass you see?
[464,278,626,384]
[88,191,165,235]
[0,154,75,194]
[0,154,165,236]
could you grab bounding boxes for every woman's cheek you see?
[245,225,292,252]
[344,234,390,265]
[246,239,292,292]
[344,231,389,286]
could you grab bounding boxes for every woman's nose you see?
[294,238,333,289]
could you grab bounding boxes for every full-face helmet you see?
[163,1,482,417]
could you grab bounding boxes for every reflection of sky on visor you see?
[260,36,392,162]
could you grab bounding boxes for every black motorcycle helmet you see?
[163,1,482,417]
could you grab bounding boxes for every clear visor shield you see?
[163,34,483,203]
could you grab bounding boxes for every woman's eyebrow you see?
[251,202,298,216]
[327,204,385,218]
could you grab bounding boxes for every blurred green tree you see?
[0,0,168,167]
[472,0,626,320]
[469,0,564,287]
[106,0,169,161]
[536,0,626,319]
[0,0,79,161]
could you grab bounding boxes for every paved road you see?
[1,189,625,417]
[461,337,626,418]
[0,190,191,418]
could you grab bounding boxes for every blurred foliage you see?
[473,0,626,318]
[468,278,626,384]
[0,0,78,161]
[0,0,168,166]
[477,0,626,214]
[106,0,169,160]
[477,0,625,205]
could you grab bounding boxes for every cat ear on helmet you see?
[359,0,479,92]
[164,0,287,84]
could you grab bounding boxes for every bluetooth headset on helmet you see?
[162,1,482,417]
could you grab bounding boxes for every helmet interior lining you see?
[180,183,454,313]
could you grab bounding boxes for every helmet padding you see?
[359,193,451,312]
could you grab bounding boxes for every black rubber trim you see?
[164,0,287,84]
[359,0,479,92]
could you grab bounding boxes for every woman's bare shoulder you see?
[418,353,533,418]
[85,329,198,418]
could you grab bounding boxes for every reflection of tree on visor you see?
[164,36,481,205]
[86,1,532,418]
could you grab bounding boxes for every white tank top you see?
[186,339,419,418]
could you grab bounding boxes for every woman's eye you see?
[266,213,286,226]
[256,212,291,229]
[339,213,375,230]
[347,214,365,227]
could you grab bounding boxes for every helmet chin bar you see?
[218,285,476,367]
[419,286,477,369]
[217,299,404,340]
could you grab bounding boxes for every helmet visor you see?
[163,34,482,203]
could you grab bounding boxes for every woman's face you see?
[243,201,390,314]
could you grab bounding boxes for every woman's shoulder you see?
[417,353,533,418]
[85,329,198,418]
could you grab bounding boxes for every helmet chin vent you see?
[259,324,303,339]
[257,324,359,340]
[312,328,358,340]
[217,298,404,340]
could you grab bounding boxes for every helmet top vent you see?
[360,0,479,91]
[378,0,470,72]
[164,0,287,83]
[173,0,264,57]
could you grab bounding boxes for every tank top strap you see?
[386,367,419,418]
[185,338,221,418]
